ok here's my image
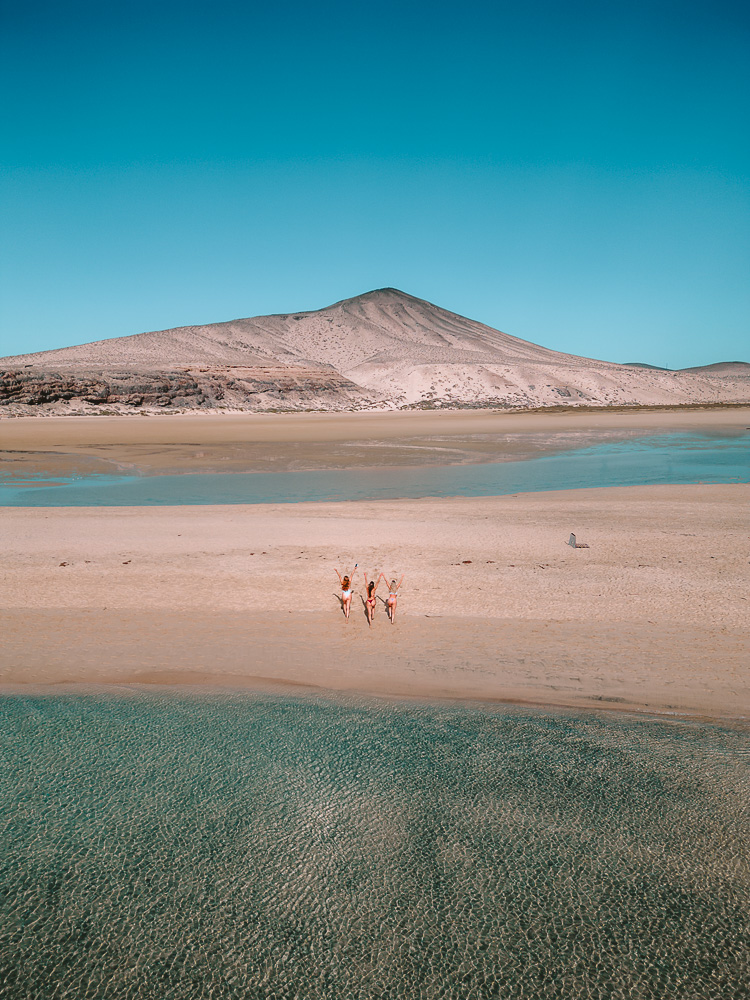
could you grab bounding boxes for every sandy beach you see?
[2,483,748,718]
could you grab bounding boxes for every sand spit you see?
[3,289,749,412]
[2,406,749,480]
[2,485,748,718]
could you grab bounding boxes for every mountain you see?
[1,288,748,412]
[678,362,750,376]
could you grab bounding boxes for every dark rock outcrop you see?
[0,369,205,408]
[0,365,374,412]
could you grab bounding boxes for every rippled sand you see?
[0,693,747,999]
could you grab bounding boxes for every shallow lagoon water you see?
[2,431,748,505]
[0,692,748,999]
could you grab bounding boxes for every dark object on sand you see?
[568,533,589,548]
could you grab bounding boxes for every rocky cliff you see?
[0,365,374,413]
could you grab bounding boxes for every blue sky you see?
[1,0,748,367]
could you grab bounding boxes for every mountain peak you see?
[328,287,424,308]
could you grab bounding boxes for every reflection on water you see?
[0,693,747,998]
[1,431,748,506]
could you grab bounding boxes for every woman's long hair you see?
[342,576,350,589]
[367,580,375,597]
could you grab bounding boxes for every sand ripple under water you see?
[0,694,747,999]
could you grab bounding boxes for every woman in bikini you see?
[334,564,357,620]
[362,570,380,627]
[380,573,404,624]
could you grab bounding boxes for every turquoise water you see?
[0,693,748,999]
[2,431,748,506]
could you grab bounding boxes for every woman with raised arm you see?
[334,563,357,620]
[380,573,405,624]
[362,570,380,627]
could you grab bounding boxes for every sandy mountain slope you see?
[2,289,748,412]
[0,287,587,371]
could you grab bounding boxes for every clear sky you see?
[2,0,748,367]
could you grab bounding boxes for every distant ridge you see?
[2,288,749,413]
[623,363,671,371]
[625,361,750,375]
[679,362,750,376]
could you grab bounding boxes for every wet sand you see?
[2,484,748,718]
[3,406,749,478]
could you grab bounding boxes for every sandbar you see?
[2,406,749,478]
[2,484,747,718]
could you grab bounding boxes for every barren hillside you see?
[2,289,748,412]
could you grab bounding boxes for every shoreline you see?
[3,484,748,719]
[1,611,747,724]
[1,678,746,729]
